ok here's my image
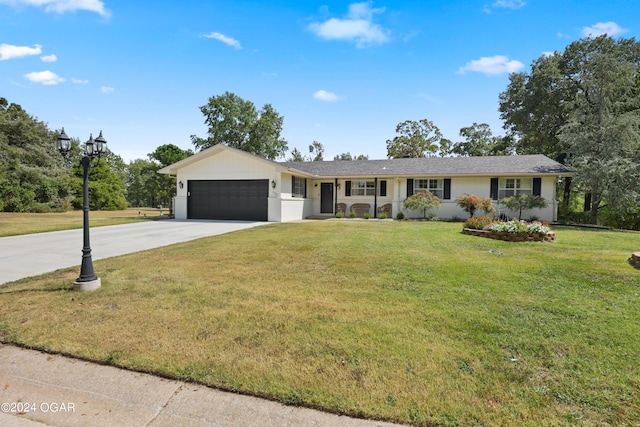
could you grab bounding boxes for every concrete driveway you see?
[0,220,267,285]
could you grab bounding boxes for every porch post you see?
[374,177,378,218]
[335,178,338,214]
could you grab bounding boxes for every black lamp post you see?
[56,127,107,291]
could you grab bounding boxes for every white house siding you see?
[334,178,394,217]
[396,176,558,222]
[171,149,281,221]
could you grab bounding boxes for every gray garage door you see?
[187,180,268,221]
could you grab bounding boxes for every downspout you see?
[374,177,378,218]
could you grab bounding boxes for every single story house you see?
[158,144,572,222]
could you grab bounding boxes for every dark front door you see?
[187,180,268,221]
[320,183,333,214]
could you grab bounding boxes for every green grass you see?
[0,208,166,237]
[0,221,639,426]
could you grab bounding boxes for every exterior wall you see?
[172,150,282,221]
[279,173,313,221]
[333,178,395,217]
[395,176,558,222]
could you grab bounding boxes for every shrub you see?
[490,219,551,235]
[349,210,357,218]
[364,212,371,219]
[455,194,495,218]
[379,212,388,219]
[404,191,441,219]
[463,216,494,230]
[498,194,548,220]
[335,211,344,218]
[396,212,405,220]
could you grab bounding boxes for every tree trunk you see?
[590,194,601,225]
[563,177,572,210]
[584,193,591,212]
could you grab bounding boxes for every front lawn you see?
[0,208,166,237]
[0,221,638,426]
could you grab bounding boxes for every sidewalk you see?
[0,344,402,427]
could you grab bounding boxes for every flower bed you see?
[462,219,556,242]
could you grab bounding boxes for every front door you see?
[320,183,333,214]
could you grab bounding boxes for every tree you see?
[557,38,640,224]
[499,194,548,220]
[287,148,305,162]
[0,98,74,212]
[308,141,324,161]
[333,152,369,160]
[125,144,192,208]
[403,191,441,219]
[452,123,515,157]
[191,92,288,160]
[287,141,325,162]
[455,194,495,218]
[386,119,446,158]
[499,36,640,223]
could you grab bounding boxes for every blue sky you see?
[1,0,638,162]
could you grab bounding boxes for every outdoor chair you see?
[377,203,392,217]
[349,203,371,217]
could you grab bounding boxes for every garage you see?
[187,180,268,221]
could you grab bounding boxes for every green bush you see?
[364,212,371,219]
[396,212,405,220]
[455,194,494,218]
[335,211,344,218]
[463,216,494,230]
[404,191,441,219]
[349,210,357,218]
[379,212,388,219]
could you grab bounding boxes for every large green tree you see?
[452,123,515,157]
[191,92,288,160]
[125,144,192,208]
[386,119,446,158]
[499,36,640,224]
[0,98,73,212]
[71,149,128,211]
[558,39,640,224]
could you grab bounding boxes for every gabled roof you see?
[283,154,572,178]
[158,144,288,175]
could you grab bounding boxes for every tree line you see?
[2,35,639,228]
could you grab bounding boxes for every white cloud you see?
[582,21,627,38]
[457,55,524,76]
[308,2,390,48]
[313,90,343,102]
[484,0,525,13]
[40,54,57,62]
[0,43,42,60]
[100,86,114,93]
[0,0,110,17]
[492,0,526,9]
[24,70,65,85]
[203,32,242,50]
[72,77,89,84]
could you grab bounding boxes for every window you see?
[292,177,306,198]
[351,180,376,196]
[345,180,387,197]
[498,178,532,199]
[415,179,443,198]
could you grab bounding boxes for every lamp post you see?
[56,127,107,292]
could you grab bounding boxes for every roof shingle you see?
[282,154,571,177]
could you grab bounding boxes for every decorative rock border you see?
[629,252,640,269]
[462,228,556,242]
